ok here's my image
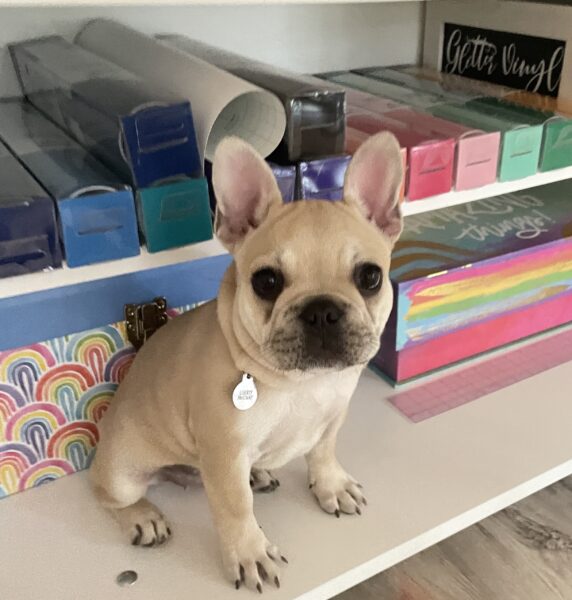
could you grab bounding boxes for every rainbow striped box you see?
[0,255,230,499]
[373,180,572,383]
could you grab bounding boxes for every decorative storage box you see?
[0,139,61,277]
[346,105,455,199]
[353,66,474,103]
[11,36,212,254]
[269,164,297,203]
[466,98,572,172]
[0,100,140,268]
[428,103,543,182]
[11,36,203,187]
[297,155,351,201]
[382,108,500,191]
[319,71,446,112]
[0,254,230,499]
[373,180,572,383]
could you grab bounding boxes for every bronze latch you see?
[125,297,168,350]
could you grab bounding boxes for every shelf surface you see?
[0,0,425,6]
[401,165,572,216]
[3,357,572,600]
[0,238,227,301]
[3,162,572,300]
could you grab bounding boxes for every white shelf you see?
[0,0,425,6]
[0,238,227,301]
[3,359,572,600]
[3,161,572,301]
[401,165,572,216]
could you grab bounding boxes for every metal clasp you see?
[125,297,168,350]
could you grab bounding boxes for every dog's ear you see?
[212,137,282,251]
[343,132,404,244]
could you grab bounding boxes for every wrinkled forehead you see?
[236,201,393,277]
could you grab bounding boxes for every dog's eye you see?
[251,268,284,301]
[354,263,382,296]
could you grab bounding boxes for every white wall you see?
[0,2,424,98]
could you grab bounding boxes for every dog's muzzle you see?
[298,297,347,368]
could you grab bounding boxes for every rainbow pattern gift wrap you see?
[373,180,572,383]
[0,324,134,497]
[0,254,231,499]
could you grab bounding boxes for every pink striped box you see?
[346,105,455,200]
[384,108,500,191]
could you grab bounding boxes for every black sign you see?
[441,23,566,97]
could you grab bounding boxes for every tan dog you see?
[90,131,404,591]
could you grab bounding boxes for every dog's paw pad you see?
[129,516,172,547]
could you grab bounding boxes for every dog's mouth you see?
[267,326,379,372]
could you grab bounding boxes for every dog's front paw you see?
[115,499,172,547]
[309,465,366,517]
[222,526,287,592]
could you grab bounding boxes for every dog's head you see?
[213,133,403,373]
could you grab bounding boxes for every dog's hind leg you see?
[90,457,172,547]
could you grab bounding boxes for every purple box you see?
[298,155,351,201]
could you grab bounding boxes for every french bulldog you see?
[90,131,404,591]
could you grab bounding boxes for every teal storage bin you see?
[468,98,572,172]
[429,103,543,181]
[138,179,213,253]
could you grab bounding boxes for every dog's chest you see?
[249,372,359,469]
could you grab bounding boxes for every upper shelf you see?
[402,165,572,216]
[1,165,571,299]
[0,0,425,6]
[0,238,227,301]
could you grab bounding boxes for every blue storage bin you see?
[0,100,140,268]
[0,139,61,277]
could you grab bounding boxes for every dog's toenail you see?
[335,509,340,518]
[356,507,362,515]
[167,527,172,536]
[281,555,288,564]
[235,580,241,590]
[239,564,245,582]
[132,524,143,546]
[257,583,263,594]
[256,562,268,581]
[274,576,280,589]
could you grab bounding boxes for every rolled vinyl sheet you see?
[75,19,286,162]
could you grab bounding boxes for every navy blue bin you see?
[0,139,61,277]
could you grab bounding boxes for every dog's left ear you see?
[212,136,282,252]
[343,132,404,244]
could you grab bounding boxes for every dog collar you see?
[232,373,258,410]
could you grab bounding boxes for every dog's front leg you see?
[200,450,284,591]
[306,409,366,517]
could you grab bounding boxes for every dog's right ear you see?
[212,137,282,252]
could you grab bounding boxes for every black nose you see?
[299,298,344,329]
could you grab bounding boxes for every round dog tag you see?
[232,374,258,411]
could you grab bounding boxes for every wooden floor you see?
[338,476,572,600]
